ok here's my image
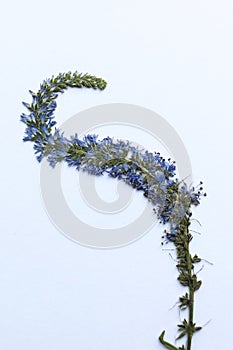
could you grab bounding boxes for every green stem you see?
[175,215,202,350]
[187,288,194,350]
[186,240,194,350]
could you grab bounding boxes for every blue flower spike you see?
[21,71,207,350]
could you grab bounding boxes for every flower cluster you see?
[20,72,206,243]
[21,71,107,162]
[44,129,70,168]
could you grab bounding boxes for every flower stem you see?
[172,215,202,350]
[187,290,194,350]
[186,240,194,350]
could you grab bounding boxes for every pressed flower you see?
[21,71,207,350]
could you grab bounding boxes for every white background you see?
[1,1,233,349]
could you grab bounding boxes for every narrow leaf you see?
[159,331,179,350]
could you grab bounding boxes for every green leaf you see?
[194,280,202,291]
[191,274,202,291]
[176,330,187,340]
[192,254,201,263]
[179,293,189,309]
[159,331,179,350]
